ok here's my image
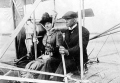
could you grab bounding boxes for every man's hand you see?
[59,46,69,56]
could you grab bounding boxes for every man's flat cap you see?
[62,11,78,19]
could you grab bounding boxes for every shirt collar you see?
[69,23,77,30]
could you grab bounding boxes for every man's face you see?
[65,18,76,27]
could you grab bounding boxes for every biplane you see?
[0,0,120,83]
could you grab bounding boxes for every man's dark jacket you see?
[63,24,90,66]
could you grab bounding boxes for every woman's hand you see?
[33,37,39,44]
[42,54,51,60]
[29,59,44,70]
[39,53,51,61]
[25,60,36,69]
[50,27,58,32]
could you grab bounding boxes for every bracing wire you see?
[90,23,120,40]
[89,31,120,61]
[88,31,120,58]
[88,35,109,59]
[88,24,120,59]
[110,35,120,56]
[88,46,95,57]
[88,28,120,81]
[99,30,120,38]
[92,36,109,61]
[107,76,120,83]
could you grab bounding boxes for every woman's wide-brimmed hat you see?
[39,12,52,26]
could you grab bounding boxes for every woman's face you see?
[45,22,52,31]
[26,20,31,25]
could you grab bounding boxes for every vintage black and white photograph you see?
[0,0,120,83]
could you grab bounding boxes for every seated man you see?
[50,11,90,81]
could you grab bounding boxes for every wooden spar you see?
[67,76,90,82]
[0,62,90,82]
[32,0,38,60]
[61,54,68,83]
[0,0,43,59]
[11,0,17,59]
[52,0,57,28]
[0,75,64,83]
[0,65,65,77]
[3,70,13,76]
[12,0,22,19]
[54,0,56,11]
[78,0,84,79]
[0,63,90,82]
[0,75,90,83]
[82,0,85,27]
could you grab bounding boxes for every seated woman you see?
[22,12,63,79]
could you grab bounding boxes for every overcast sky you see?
[25,0,120,33]
[1,0,120,33]
[84,0,120,33]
